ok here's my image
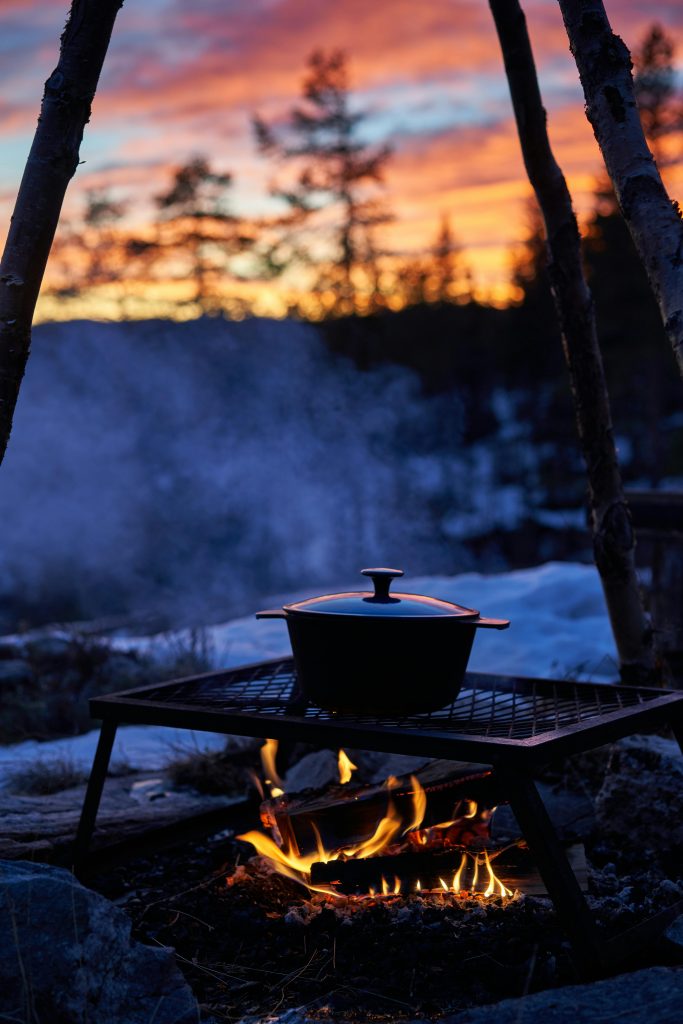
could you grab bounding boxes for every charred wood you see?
[261,759,502,855]
[310,842,588,896]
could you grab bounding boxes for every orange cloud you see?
[1,0,681,306]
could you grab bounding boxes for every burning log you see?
[261,759,503,856]
[311,847,478,893]
[310,843,588,898]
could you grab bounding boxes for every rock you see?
[24,635,75,664]
[0,771,243,861]
[595,734,683,864]
[665,914,683,948]
[0,860,199,1023]
[0,659,33,685]
[491,780,595,842]
[241,969,683,1024]
[365,751,432,783]
[0,640,21,660]
[283,749,431,793]
[442,966,683,1023]
[284,749,340,792]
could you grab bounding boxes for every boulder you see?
[0,860,199,1023]
[665,914,683,949]
[443,966,683,1023]
[594,734,683,864]
[284,749,340,792]
[0,659,34,685]
[232,968,683,1024]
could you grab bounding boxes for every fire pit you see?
[75,656,683,979]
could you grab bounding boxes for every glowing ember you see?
[338,749,358,785]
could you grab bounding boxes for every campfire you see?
[236,739,514,901]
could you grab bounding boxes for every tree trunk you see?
[557,0,683,375]
[0,0,125,464]
[489,0,657,684]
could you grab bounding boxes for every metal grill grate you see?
[121,657,661,741]
[80,656,683,976]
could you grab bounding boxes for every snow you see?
[0,727,235,786]
[179,559,618,682]
[0,560,619,788]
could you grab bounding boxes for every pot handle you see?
[255,609,287,619]
[473,616,510,630]
[361,567,404,600]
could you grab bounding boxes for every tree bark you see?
[0,0,125,463]
[557,0,683,375]
[489,0,657,684]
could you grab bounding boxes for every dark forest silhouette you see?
[40,24,682,494]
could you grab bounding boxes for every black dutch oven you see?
[256,567,509,715]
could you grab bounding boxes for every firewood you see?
[261,759,503,855]
[310,842,588,896]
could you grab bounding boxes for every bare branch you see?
[0,0,125,463]
[489,0,657,683]
[557,0,683,375]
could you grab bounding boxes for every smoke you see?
[0,317,540,628]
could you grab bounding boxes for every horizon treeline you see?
[42,23,680,325]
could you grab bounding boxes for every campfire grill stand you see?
[74,657,683,979]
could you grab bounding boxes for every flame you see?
[236,829,336,896]
[403,775,427,834]
[483,849,512,898]
[241,756,513,901]
[445,849,512,898]
[260,738,284,798]
[238,796,403,893]
[452,851,467,892]
[310,821,328,863]
[338,749,358,785]
[247,768,264,800]
[463,799,478,819]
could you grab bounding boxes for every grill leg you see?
[72,719,117,877]
[500,768,604,979]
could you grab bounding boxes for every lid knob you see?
[361,567,404,601]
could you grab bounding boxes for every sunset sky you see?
[1,0,681,317]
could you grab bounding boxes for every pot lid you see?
[284,568,480,618]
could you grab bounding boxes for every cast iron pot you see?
[256,567,509,715]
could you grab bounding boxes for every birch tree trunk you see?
[489,0,658,684]
[0,0,125,464]
[557,0,683,375]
